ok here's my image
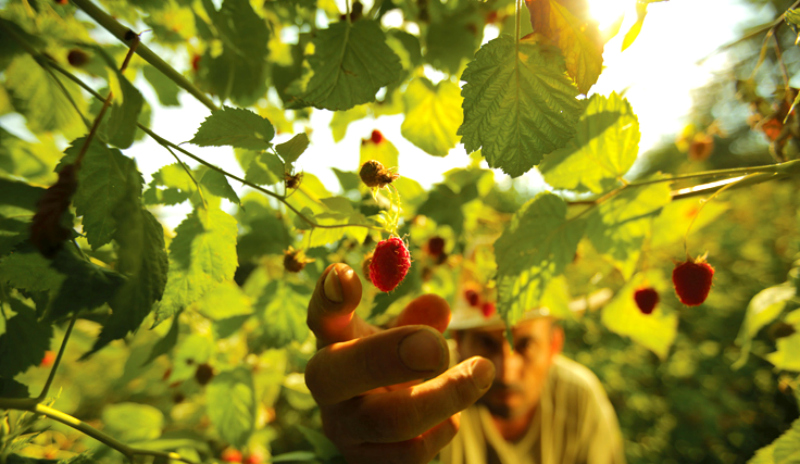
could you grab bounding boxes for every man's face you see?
[455,318,563,419]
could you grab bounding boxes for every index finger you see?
[307,263,374,347]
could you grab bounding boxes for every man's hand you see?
[305,263,495,464]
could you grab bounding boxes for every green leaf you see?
[191,106,275,150]
[601,271,678,359]
[332,168,360,191]
[238,150,285,186]
[0,245,65,294]
[0,299,52,377]
[199,168,241,205]
[621,1,648,51]
[62,137,144,249]
[539,93,640,193]
[586,183,671,279]
[359,134,399,170]
[102,403,164,442]
[300,200,371,249]
[154,207,238,325]
[237,204,292,260]
[207,367,256,448]
[329,105,369,142]
[50,251,127,321]
[494,193,587,327]
[548,1,604,94]
[143,65,180,106]
[424,14,481,75]
[294,20,402,111]
[199,0,270,105]
[102,71,144,149]
[297,425,340,461]
[0,177,45,212]
[142,315,180,366]
[255,281,310,349]
[735,283,797,368]
[87,206,168,355]
[4,55,86,137]
[401,78,462,157]
[275,133,310,167]
[168,333,214,383]
[0,377,30,398]
[766,332,800,372]
[774,418,800,463]
[417,183,478,235]
[196,281,252,320]
[458,36,582,178]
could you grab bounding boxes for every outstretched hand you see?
[304,263,495,464]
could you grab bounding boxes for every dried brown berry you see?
[283,247,313,273]
[359,160,399,188]
[362,251,374,283]
[30,164,79,258]
[285,172,303,190]
[427,236,445,257]
[67,49,89,67]
[194,363,214,386]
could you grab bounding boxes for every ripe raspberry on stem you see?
[368,237,411,292]
[672,255,714,306]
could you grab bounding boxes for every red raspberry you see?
[221,449,242,463]
[370,129,384,144]
[672,257,714,306]
[369,237,411,292]
[40,351,56,367]
[633,287,659,315]
[481,302,496,318]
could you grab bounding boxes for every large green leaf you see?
[539,93,640,193]
[293,20,402,111]
[101,71,144,149]
[191,106,275,150]
[459,36,582,178]
[154,207,238,325]
[102,403,164,442]
[62,137,143,249]
[0,299,52,377]
[88,206,169,355]
[401,78,462,157]
[4,55,86,137]
[49,251,126,321]
[748,418,800,463]
[143,65,180,106]
[586,183,671,279]
[199,0,270,105]
[494,193,587,327]
[601,271,678,359]
[196,281,252,320]
[207,367,256,448]
[650,197,728,249]
[255,281,310,349]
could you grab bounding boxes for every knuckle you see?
[303,352,328,400]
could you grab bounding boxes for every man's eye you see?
[515,339,532,353]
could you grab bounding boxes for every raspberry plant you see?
[0,0,800,463]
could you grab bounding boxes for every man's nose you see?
[490,345,520,384]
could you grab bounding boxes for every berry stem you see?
[70,0,220,112]
[36,312,78,402]
[682,173,760,258]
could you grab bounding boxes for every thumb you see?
[307,263,370,347]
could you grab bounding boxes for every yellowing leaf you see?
[548,1,604,94]
[459,36,582,178]
[401,78,463,157]
[601,271,678,359]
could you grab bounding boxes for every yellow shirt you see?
[439,355,626,464]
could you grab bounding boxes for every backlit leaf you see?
[401,78,462,157]
[546,1,604,94]
[102,71,144,149]
[540,93,640,193]
[765,332,800,372]
[459,36,582,178]
[143,65,180,106]
[293,20,402,111]
[494,193,587,327]
[601,270,677,359]
[255,281,310,348]
[191,106,275,150]
[735,283,797,369]
[50,251,126,321]
[276,133,310,167]
[102,403,164,442]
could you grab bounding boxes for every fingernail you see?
[470,358,495,390]
[398,329,444,372]
[324,266,344,303]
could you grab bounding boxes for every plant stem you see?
[70,0,219,112]
[36,313,78,402]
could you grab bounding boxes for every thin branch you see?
[70,0,220,112]
[36,313,78,402]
